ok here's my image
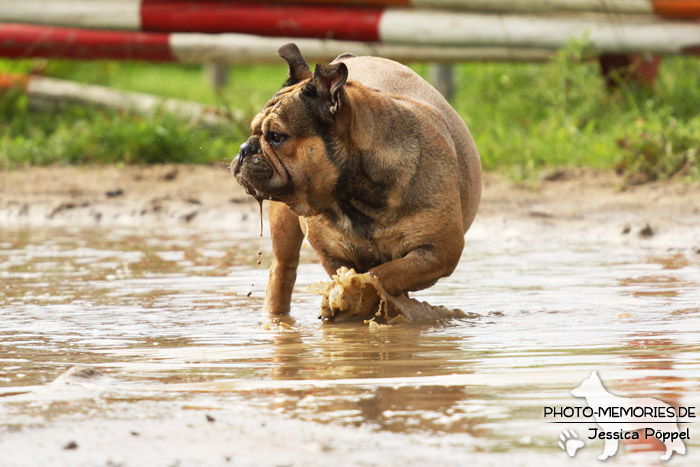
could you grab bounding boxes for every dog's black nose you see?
[238,141,255,161]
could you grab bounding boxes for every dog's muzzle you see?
[233,139,258,176]
[233,136,277,200]
[238,141,255,162]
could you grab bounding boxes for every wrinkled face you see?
[231,85,332,214]
[232,46,349,216]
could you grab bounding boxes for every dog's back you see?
[333,55,482,233]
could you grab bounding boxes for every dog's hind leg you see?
[368,219,464,296]
[598,438,619,460]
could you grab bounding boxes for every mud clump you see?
[161,167,179,181]
[309,267,474,325]
[63,441,78,450]
[105,188,124,198]
[639,223,655,238]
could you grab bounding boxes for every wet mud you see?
[1,221,699,466]
[2,166,700,465]
[310,266,473,325]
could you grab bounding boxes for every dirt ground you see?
[1,164,699,251]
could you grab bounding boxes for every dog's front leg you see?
[369,235,464,296]
[598,438,619,460]
[263,201,304,315]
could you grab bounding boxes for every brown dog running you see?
[232,44,481,319]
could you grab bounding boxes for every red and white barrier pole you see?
[1,0,700,25]
[171,32,556,63]
[0,1,383,39]
[219,0,700,17]
[0,24,555,63]
[0,1,143,30]
[377,11,700,54]
[1,3,699,55]
[0,23,173,61]
[3,23,698,57]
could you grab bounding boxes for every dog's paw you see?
[558,429,585,457]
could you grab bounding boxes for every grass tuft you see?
[0,87,243,168]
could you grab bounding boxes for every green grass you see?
[442,47,700,183]
[0,88,242,167]
[43,60,288,114]
[1,45,699,183]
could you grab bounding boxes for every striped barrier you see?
[1,1,700,22]
[0,1,382,39]
[246,1,700,17]
[0,3,699,55]
[0,24,173,61]
[375,11,700,54]
[0,24,555,63]
[2,21,699,58]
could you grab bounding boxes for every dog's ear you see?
[591,370,599,381]
[306,62,349,116]
[278,43,312,87]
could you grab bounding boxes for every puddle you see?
[1,226,700,466]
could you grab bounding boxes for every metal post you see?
[429,63,455,102]
[206,62,229,92]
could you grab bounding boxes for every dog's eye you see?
[267,131,287,145]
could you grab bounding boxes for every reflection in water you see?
[263,320,486,437]
[617,332,686,457]
[1,227,700,464]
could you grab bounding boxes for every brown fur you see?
[232,44,482,315]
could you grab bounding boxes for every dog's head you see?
[231,43,350,216]
[571,370,604,398]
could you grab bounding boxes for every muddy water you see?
[1,226,700,466]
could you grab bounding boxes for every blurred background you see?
[0,0,699,184]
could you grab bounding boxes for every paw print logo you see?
[558,429,585,457]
